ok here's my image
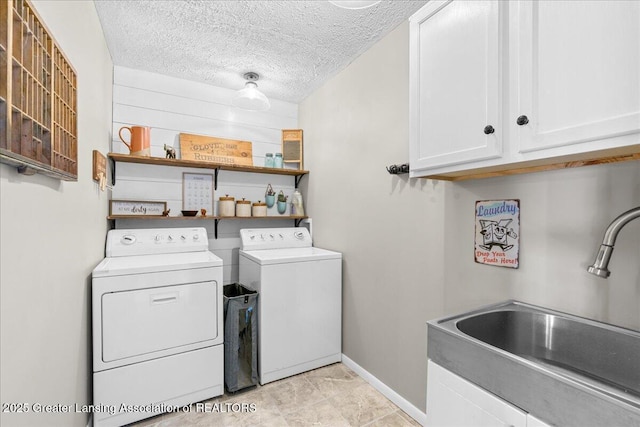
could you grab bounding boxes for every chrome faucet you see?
[587,207,640,278]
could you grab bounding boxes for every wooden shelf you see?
[108,152,309,188]
[107,214,309,239]
[108,153,310,238]
[108,153,308,176]
[107,215,308,221]
[1,147,76,180]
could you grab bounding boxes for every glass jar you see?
[264,153,274,168]
[274,153,283,168]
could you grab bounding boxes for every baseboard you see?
[341,354,426,426]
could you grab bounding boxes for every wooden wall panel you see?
[112,66,301,284]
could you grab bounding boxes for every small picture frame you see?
[183,173,214,213]
[109,200,167,217]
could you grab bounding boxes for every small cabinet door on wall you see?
[512,0,640,157]
[409,0,504,177]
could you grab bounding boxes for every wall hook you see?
[386,163,410,175]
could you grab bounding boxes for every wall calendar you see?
[183,173,214,213]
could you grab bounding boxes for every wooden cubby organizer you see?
[108,153,310,238]
[0,0,77,180]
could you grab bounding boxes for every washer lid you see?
[240,247,341,265]
[93,251,222,277]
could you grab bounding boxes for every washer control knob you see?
[181,235,187,241]
[193,234,199,241]
[154,234,162,242]
[168,235,174,241]
[121,235,136,245]
[294,231,305,240]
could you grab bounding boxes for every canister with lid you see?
[252,200,267,217]
[219,195,235,217]
[236,198,252,217]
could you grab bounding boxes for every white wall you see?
[444,161,640,330]
[0,2,113,426]
[111,66,300,283]
[299,22,445,414]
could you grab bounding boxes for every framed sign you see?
[183,173,214,213]
[474,199,520,269]
[109,200,167,217]
[179,132,253,166]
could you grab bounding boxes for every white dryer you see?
[92,227,223,427]
[239,228,342,385]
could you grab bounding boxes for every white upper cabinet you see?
[410,0,640,179]
[513,0,640,156]
[409,0,505,175]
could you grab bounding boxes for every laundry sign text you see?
[474,199,520,269]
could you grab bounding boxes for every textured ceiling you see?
[93,0,428,103]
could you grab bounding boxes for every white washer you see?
[92,227,223,427]
[239,227,342,384]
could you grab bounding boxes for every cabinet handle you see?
[483,125,495,135]
[517,115,529,126]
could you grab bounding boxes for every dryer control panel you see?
[240,227,312,251]
[106,227,209,257]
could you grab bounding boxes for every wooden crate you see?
[0,0,77,180]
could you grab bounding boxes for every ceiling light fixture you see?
[233,72,270,111]
[328,1,381,9]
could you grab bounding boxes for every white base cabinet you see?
[410,0,640,180]
[426,360,553,427]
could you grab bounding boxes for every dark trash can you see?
[223,283,259,393]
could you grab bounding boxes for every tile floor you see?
[128,363,421,427]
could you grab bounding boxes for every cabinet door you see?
[512,1,640,155]
[410,0,504,176]
[426,361,527,427]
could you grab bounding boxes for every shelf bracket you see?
[295,174,304,188]
[109,156,116,186]
[214,167,220,190]
[214,218,220,239]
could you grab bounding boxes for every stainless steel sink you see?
[457,309,640,402]
[428,301,640,427]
